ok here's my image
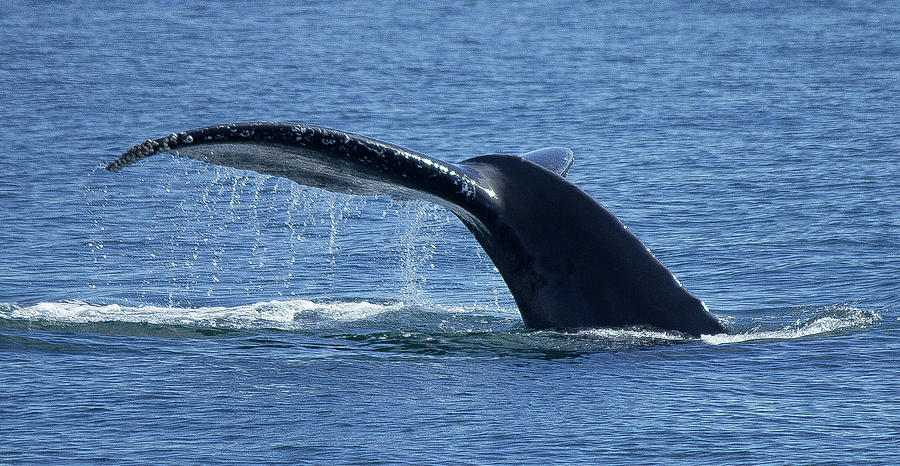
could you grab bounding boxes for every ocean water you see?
[1,0,898,463]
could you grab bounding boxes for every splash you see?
[701,305,881,345]
[0,299,404,331]
[576,327,689,343]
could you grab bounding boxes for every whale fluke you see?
[107,122,725,336]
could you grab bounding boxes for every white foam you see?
[701,307,881,345]
[577,327,688,342]
[2,301,880,344]
[1,299,404,330]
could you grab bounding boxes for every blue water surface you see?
[1,0,898,463]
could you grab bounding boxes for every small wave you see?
[1,302,881,354]
[0,299,405,331]
[701,305,881,345]
[576,327,690,343]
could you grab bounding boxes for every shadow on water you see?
[331,327,697,359]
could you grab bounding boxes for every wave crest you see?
[702,305,881,345]
[1,301,881,351]
[0,299,407,330]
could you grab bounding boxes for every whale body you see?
[107,122,726,337]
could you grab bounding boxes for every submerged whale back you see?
[107,122,725,336]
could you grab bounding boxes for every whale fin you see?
[108,123,494,205]
[463,148,574,178]
[454,154,724,336]
[107,122,725,336]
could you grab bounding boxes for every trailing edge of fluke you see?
[107,122,726,337]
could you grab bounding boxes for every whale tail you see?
[107,122,725,336]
